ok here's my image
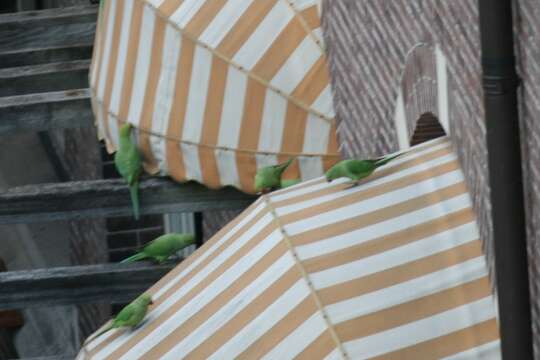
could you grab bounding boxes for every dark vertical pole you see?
[478,1,533,358]
[194,212,204,248]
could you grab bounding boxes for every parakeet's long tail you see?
[374,153,403,167]
[130,181,140,220]
[85,323,114,344]
[120,252,148,263]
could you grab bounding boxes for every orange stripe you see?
[253,6,320,81]
[318,240,484,306]
[138,15,167,174]
[145,242,292,358]
[118,0,144,122]
[279,103,307,178]
[281,158,459,225]
[158,0,184,17]
[299,5,320,30]
[371,319,499,360]
[165,35,195,182]
[236,79,267,192]
[290,57,330,106]
[103,210,276,358]
[216,0,277,58]
[100,0,126,143]
[237,297,318,359]
[199,56,228,188]
[305,208,476,274]
[290,182,468,247]
[300,277,492,359]
[273,145,452,208]
[185,0,227,37]
[323,121,340,170]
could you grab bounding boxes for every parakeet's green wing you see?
[115,146,142,185]
[113,302,138,327]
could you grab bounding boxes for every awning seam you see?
[262,194,349,360]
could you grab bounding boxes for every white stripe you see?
[311,221,480,289]
[151,24,182,173]
[342,297,497,359]
[296,194,472,260]
[110,0,134,115]
[96,0,118,99]
[233,1,293,71]
[215,148,241,188]
[258,89,288,152]
[442,340,501,360]
[199,0,255,48]
[162,253,297,359]
[303,113,330,153]
[89,5,108,89]
[215,66,245,186]
[298,156,324,180]
[183,45,212,142]
[181,143,203,182]
[325,257,488,324]
[262,311,328,360]
[120,229,283,360]
[256,154,279,170]
[217,66,247,148]
[211,279,310,359]
[108,113,119,148]
[170,0,206,28]
[92,99,106,141]
[271,38,321,94]
[146,0,166,7]
[285,168,465,236]
[311,84,335,118]
[127,4,155,126]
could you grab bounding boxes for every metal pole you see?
[478,1,533,358]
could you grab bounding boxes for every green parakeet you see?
[120,233,195,264]
[254,157,295,193]
[325,153,402,185]
[280,178,301,189]
[88,293,152,341]
[115,123,142,220]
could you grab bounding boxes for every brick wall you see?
[322,0,539,354]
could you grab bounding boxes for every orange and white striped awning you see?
[78,137,501,359]
[90,0,340,193]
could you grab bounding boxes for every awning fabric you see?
[78,137,501,359]
[90,0,340,193]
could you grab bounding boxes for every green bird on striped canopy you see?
[87,293,153,342]
[121,233,195,264]
[325,153,402,186]
[254,157,295,194]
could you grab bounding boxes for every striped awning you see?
[78,137,501,359]
[90,0,340,193]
